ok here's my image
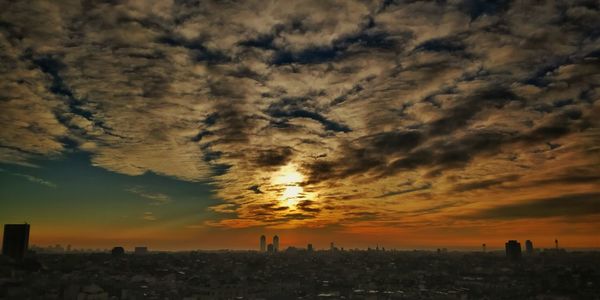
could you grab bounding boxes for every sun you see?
[272,164,304,185]
[271,164,306,207]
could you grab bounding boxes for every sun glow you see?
[272,164,304,185]
[272,164,307,207]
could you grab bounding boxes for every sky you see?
[0,0,599,251]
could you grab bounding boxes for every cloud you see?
[142,212,157,221]
[452,175,521,192]
[126,186,172,206]
[375,183,431,198]
[1,0,599,230]
[465,192,600,220]
[0,169,57,188]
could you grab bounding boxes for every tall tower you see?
[555,238,559,250]
[260,235,266,252]
[525,240,534,255]
[482,243,486,252]
[505,240,522,260]
[2,223,30,260]
[273,235,279,252]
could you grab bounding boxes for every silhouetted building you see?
[482,243,486,252]
[525,240,533,255]
[267,243,274,253]
[307,243,313,252]
[555,238,559,250]
[260,235,266,252]
[134,246,148,254]
[505,240,522,260]
[111,246,125,256]
[2,223,30,260]
[330,242,335,251]
[273,235,279,252]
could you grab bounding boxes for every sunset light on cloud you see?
[0,0,599,251]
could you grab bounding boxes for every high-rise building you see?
[260,235,266,252]
[307,243,313,252]
[505,240,522,260]
[330,242,335,251]
[555,238,559,250]
[267,243,274,253]
[525,240,533,255]
[482,243,486,252]
[273,235,279,252]
[2,223,30,260]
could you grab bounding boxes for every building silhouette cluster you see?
[503,239,566,260]
[259,235,279,253]
[2,224,597,299]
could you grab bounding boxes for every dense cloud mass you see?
[1,0,599,231]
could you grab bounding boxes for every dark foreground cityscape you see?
[2,224,600,300]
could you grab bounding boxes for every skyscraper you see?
[505,240,522,260]
[2,223,30,260]
[307,243,313,252]
[273,235,279,252]
[260,235,266,252]
[267,243,274,253]
[525,240,534,255]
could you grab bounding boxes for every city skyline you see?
[1,0,600,250]
[4,223,591,252]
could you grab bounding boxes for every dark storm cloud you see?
[375,183,431,198]
[254,147,294,167]
[458,0,512,20]
[266,98,351,133]
[427,86,518,136]
[466,192,600,220]
[297,200,321,213]
[248,185,264,194]
[452,175,521,192]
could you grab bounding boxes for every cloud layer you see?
[1,0,599,232]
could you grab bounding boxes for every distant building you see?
[267,243,274,253]
[525,240,533,255]
[2,223,30,260]
[111,246,125,256]
[134,246,148,254]
[260,235,266,252]
[505,240,522,260]
[482,243,486,252]
[273,235,279,252]
[330,242,335,251]
[307,243,313,252]
[555,238,559,250]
